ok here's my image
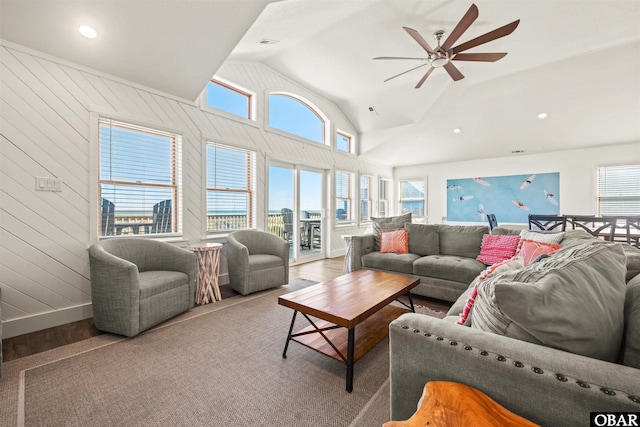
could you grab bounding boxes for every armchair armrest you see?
[88,244,141,335]
[389,313,640,426]
[227,235,251,287]
[350,234,374,271]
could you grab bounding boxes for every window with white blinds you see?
[98,118,180,237]
[206,143,256,232]
[359,175,373,222]
[379,179,390,217]
[336,171,353,222]
[597,165,640,216]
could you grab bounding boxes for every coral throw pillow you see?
[380,229,409,254]
[476,234,521,265]
[516,239,561,265]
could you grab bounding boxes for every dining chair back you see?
[528,214,567,231]
[487,214,498,231]
[570,215,617,241]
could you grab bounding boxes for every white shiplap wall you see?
[0,40,391,338]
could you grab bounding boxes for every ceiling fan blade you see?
[443,62,464,81]
[441,3,479,51]
[374,56,429,61]
[451,20,520,54]
[415,67,435,89]
[403,26,435,54]
[384,63,430,83]
[452,52,508,62]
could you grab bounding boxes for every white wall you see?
[394,143,640,224]
[0,40,391,338]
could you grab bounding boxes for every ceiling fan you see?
[374,3,520,88]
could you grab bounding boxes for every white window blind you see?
[359,175,373,222]
[597,165,640,216]
[98,118,179,237]
[336,171,352,222]
[379,179,390,217]
[206,143,256,232]
[400,179,425,218]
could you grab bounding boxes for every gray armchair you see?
[88,238,197,337]
[227,230,289,296]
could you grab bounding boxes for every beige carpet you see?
[1,278,445,427]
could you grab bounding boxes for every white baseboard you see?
[3,303,94,339]
[329,248,347,259]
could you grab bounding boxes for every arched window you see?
[268,93,325,143]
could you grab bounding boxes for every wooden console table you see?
[188,243,222,304]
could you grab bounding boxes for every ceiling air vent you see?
[258,38,279,45]
[511,149,526,154]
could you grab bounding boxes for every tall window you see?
[269,93,324,143]
[399,179,425,218]
[336,131,352,153]
[205,79,252,119]
[597,165,640,216]
[98,118,180,237]
[379,179,390,217]
[336,171,353,222]
[206,143,256,232]
[359,175,373,222]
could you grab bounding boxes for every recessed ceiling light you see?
[78,25,97,39]
[537,112,548,119]
[453,128,461,133]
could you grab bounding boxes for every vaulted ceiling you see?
[2,0,639,167]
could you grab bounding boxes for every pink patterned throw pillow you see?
[476,234,521,265]
[516,239,561,266]
[380,229,409,254]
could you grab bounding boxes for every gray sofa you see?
[388,236,640,426]
[351,223,489,302]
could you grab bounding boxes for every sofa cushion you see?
[622,273,640,368]
[380,229,408,254]
[138,270,190,299]
[477,234,521,265]
[405,223,439,256]
[371,213,412,251]
[471,241,627,362]
[436,225,488,258]
[413,255,486,284]
[362,252,421,275]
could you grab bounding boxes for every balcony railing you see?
[111,212,321,238]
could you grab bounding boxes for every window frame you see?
[359,174,374,223]
[202,78,255,122]
[399,178,426,221]
[335,170,354,224]
[378,178,391,217]
[267,92,329,145]
[205,141,257,234]
[336,130,354,154]
[597,165,640,216]
[97,117,182,238]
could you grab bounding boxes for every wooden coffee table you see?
[278,270,419,392]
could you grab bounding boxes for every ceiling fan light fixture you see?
[430,56,449,68]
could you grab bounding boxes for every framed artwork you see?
[446,172,560,223]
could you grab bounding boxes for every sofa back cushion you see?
[622,273,640,368]
[371,213,412,251]
[471,241,627,362]
[405,223,439,256]
[436,225,489,259]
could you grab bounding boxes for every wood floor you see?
[1,256,451,362]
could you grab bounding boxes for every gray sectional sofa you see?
[387,233,640,425]
[351,223,489,302]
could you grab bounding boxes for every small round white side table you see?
[188,243,223,304]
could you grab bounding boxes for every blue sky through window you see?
[206,81,249,119]
[269,94,323,143]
